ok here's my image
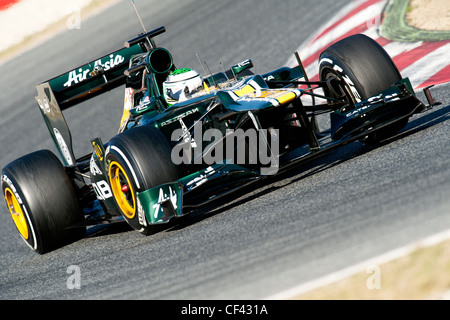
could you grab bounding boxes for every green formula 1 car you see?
[2,26,439,253]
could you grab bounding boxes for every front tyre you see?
[319,34,408,143]
[106,126,180,235]
[2,150,84,253]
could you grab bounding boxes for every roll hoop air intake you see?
[123,26,173,77]
[123,47,173,77]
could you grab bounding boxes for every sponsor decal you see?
[63,54,125,87]
[152,186,178,220]
[92,140,104,161]
[90,156,102,176]
[37,98,51,114]
[345,92,401,118]
[53,128,73,165]
[137,198,147,227]
[160,107,200,127]
[186,166,215,191]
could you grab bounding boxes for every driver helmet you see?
[163,68,203,106]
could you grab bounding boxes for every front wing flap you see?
[330,79,427,141]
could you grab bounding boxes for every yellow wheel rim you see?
[108,161,136,219]
[5,188,29,239]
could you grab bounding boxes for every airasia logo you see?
[63,54,125,87]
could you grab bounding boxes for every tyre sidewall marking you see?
[2,174,38,250]
[105,145,148,229]
[107,145,140,189]
[319,56,363,103]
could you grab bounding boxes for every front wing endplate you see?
[137,182,183,224]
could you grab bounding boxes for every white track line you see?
[265,229,450,300]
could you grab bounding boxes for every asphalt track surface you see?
[0,0,449,300]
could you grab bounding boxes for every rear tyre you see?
[2,150,84,254]
[319,34,407,143]
[106,126,180,235]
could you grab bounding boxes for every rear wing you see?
[34,27,165,166]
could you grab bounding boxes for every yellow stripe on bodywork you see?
[272,91,297,104]
[233,85,256,97]
[248,90,298,105]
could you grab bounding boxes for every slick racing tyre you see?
[2,150,84,254]
[319,34,408,144]
[106,125,181,235]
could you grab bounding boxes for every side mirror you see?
[231,59,253,75]
[129,96,159,117]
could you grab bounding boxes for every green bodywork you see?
[138,163,258,224]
